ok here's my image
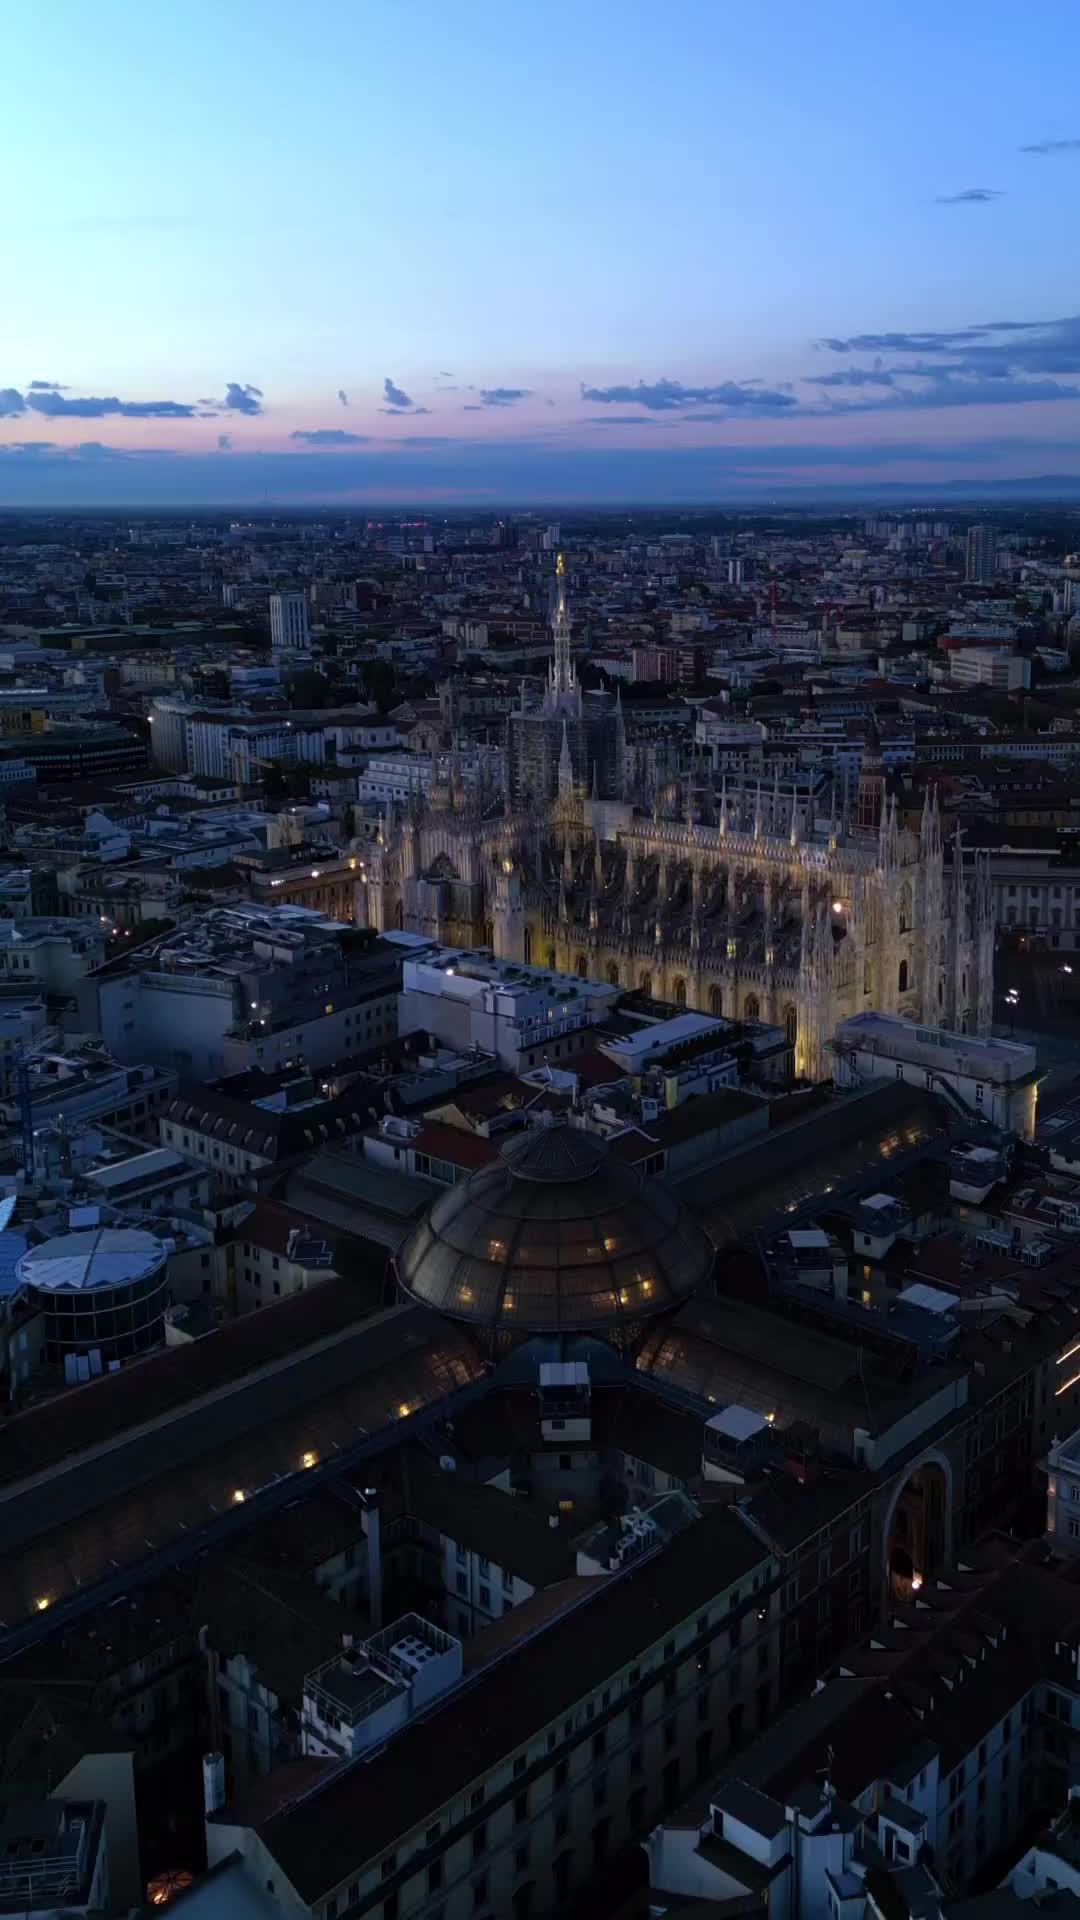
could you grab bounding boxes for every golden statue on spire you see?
[556,551,565,577]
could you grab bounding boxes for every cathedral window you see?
[607,963,620,988]
[547,949,556,971]
[576,954,588,978]
[709,986,723,1018]
[783,1003,797,1046]
[673,978,687,1009]
[640,971,652,996]
[898,960,909,994]
[744,994,760,1021]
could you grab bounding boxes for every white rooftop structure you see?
[16,1225,166,1293]
[600,1010,725,1070]
[836,1010,1037,1086]
[897,1282,958,1316]
[705,1405,767,1443]
[539,1361,590,1388]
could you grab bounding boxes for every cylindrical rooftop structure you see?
[17,1226,169,1368]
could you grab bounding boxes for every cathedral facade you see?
[360,566,994,1082]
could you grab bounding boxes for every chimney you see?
[202,1751,226,1817]
[363,1487,383,1629]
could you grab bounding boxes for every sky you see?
[5,0,1080,506]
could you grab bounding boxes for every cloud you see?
[933,187,1002,204]
[807,367,897,389]
[810,316,1076,384]
[383,377,413,409]
[1021,138,1080,155]
[478,387,532,407]
[462,403,483,411]
[439,370,454,378]
[819,329,985,353]
[807,373,1080,415]
[290,428,373,445]
[0,389,24,417]
[222,382,263,415]
[580,377,797,415]
[26,390,198,418]
[583,413,665,424]
[337,388,349,407]
[10,432,1080,509]
[27,380,67,391]
[217,433,231,451]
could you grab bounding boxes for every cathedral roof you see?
[395,1119,714,1334]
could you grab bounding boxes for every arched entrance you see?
[883,1453,952,1602]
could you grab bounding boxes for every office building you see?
[269,591,311,652]
[965,524,997,584]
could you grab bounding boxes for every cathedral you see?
[361,563,994,1081]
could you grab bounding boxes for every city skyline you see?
[7,0,1080,502]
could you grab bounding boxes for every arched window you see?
[523,927,532,964]
[709,985,723,1018]
[640,970,652,996]
[483,919,494,950]
[899,880,913,934]
[744,993,760,1021]
[898,958,909,994]
[783,1002,797,1046]
[546,947,557,971]
[606,962,620,987]
[575,953,588,979]
[673,977,687,1008]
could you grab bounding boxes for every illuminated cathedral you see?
[361,561,993,1080]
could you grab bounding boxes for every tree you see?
[262,758,311,803]
[360,659,396,712]
[286,668,332,709]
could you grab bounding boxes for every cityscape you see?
[9,4,1080,1920]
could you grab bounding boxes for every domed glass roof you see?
[396,1122,714,1334]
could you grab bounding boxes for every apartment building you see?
[647,1541,1080,1915]
[207,1504,779,1920]
[78,906,401,1084]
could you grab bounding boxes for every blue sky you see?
[5,0,1080,503]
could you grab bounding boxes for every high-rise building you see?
[269,590,310,651]
[965,524,996,584]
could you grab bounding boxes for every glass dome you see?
[396,1122,714,1334]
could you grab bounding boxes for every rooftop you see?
[15,1224,166,1293]
[397,1119,715,1333]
